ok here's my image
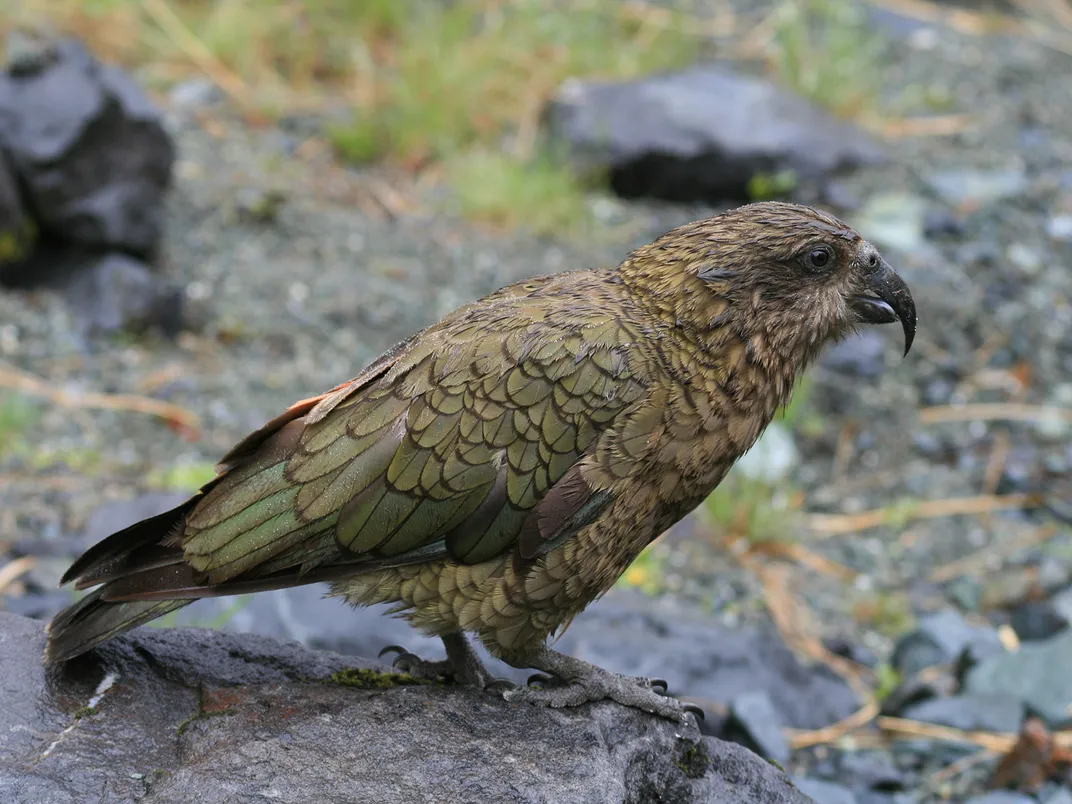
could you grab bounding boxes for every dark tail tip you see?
[45,589,190,664]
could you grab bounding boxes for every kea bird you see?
[47,202,916,721]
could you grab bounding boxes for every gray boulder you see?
[545,64,884,203]
[0,613,814,804]
[0,38,173,262]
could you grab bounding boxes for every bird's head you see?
[621,201,916,368]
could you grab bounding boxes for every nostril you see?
[868,254,878,268]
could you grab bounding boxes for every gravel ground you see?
[3,3,1072,801]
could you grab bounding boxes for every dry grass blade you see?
[745,559,879,748]
[927,749,998,786]
[808,493,1042,536]
[875,114,976,138]
[920,403,1072,425]
[878,716,1015,752]
[786,699,881,749]
[750,541,858,580]
[139,0,251,113]
[0,556,37,596]
[0,361,201,439]
[869,0,1025,35]
[929,524,1058,583]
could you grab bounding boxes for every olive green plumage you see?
[46,202,915,720]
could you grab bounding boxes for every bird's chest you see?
[648,381,780,508]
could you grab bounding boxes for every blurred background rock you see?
[1,0,1072,800]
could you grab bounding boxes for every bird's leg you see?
[500,645,701,723]
[379,632,493,687]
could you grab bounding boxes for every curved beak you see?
[849,259,916,357]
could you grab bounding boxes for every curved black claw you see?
[527,673,554,689]
[683,703,705,721]
[484,677,518,694]
[649,678,668,693]
[377,644,410,661]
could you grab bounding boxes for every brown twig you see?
[0,361,201,439]
[139,0,253,115]
[0,556,37,596]
[878,716,1015,752]
[920,403,1072,425]
[808,493,1042,536]
[750,541,858,580]
[875,114,977,139]
[929,524,1058,583]
[787,699,882,749]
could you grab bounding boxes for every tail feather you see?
[60,497,201,587]
[45,589,192,663]
[47,497,202,663]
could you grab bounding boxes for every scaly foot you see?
[500,646,703,723]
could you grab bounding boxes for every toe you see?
[485,677,518,695]
[527,673,555,689]
[377,644,410,661]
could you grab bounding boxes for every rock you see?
[1047,214,1072,242]
[545,64,884,203]
[834,751,907,794]
[173,588,859,732]
[964,629,1072,728]
[880,669,958,718]
[168,78,222,110]
[55,251,184,335]
[926,169,1028,208]
[890,609,1004,677]
[1010,599,1070,643]
[820,330,889,378]
[0,38,173,260]
[0,613,812,804]
[962,793,1037,804]
[791,778,858,804]
[1053,587,1072,627]
[854,192,928,253]
[1039,787,1072,804]
[900,693,1025,733]
[724,690,790,763]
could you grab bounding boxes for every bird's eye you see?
[806,246,832,271]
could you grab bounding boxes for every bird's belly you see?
[331,491,660,659]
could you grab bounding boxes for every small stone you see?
[964,629,1072,728]
[922,207,962,238]
[1047,215,1072,242]
[962,793,1037,804]
[735,423,799,483]
[791,777,858,804]
[901,693,1024,733]
[1010,601,1069,642]
[59,252,184,336]
[1039,787,1072,804]
[724,690,790,763]
[821,330,888,378]
[891,609,1003,677]
[946,578,984,613]
[836,751,907,792]
[168,78,221,109]
[1007,243,1043,276]
[855,192,927,253]
[926,169,1028,207]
